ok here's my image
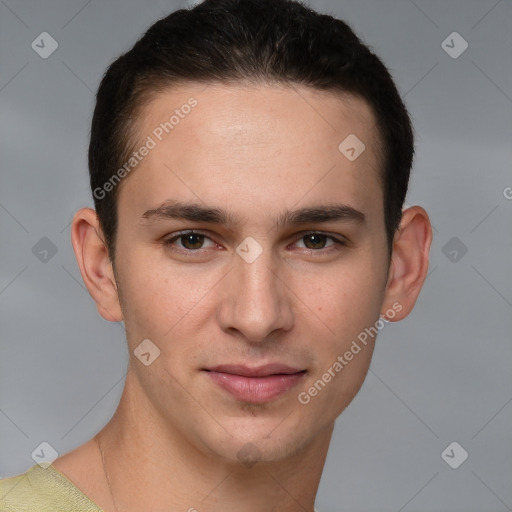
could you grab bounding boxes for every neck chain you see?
[97,435,122,512]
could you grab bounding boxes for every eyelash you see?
[162,230,346,255]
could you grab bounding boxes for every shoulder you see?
[0,471,25,512]
[1,464,103,512]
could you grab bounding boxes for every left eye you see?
[296,233,340,250]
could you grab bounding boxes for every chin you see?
[203,416,320,467]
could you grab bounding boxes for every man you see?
[0,0,431,510]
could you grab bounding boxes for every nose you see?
[216,244,294,344]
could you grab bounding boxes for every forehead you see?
[138,81,381,161]
[119,82,384,227]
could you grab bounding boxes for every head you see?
[73,0,431,467]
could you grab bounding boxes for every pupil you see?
[305,234,325,249]
[183,233,203,249]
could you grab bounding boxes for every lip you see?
[204,364,307,404]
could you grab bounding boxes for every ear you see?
[380,206,432,321]
[71,208,123,322]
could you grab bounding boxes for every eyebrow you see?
[140,201,366,228]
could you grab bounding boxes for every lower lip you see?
[205,371,306,404]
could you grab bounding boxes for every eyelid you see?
[291,230,347,251]
[163,229,217,247]
[296,230,347,242]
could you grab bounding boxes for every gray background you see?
[1,0,511,511]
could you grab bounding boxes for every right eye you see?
[163,230,217,251]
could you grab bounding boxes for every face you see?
[111,83,392,464]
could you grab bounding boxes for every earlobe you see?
[381,206,432,322]
[71,208,123,322]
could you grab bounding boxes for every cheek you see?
[298,345,374,426]
[294,255,387,414]
[294,270,382,420]
[115,249,219,346]
[299,263,386,346]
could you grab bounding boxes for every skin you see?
[53,82,432,512]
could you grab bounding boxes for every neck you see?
[96,367,332,512]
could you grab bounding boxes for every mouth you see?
[203,364,307,404]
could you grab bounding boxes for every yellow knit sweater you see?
[0,464,103,511]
